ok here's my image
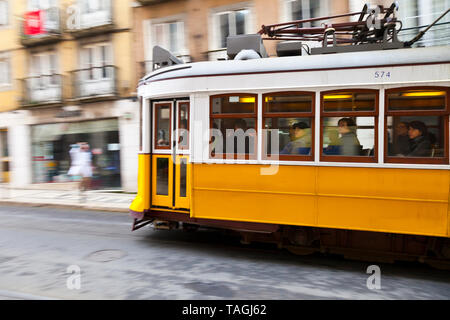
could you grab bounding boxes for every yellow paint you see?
[130,153,150,213]
[191,164,450,238]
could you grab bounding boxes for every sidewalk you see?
[0,184,135,213]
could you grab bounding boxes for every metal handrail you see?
[20,74,64,105]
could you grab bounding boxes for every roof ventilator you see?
[152,45,184,71]
[227,34,268,60]
[276,41,303,57]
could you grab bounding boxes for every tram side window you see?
[210,94,257,159]
[386,88,449,164]
[263,92,315,160]
[321,91,378,162]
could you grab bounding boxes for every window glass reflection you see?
[323,92,376,112]
[264,118,312,156]
[212,96,255,114]
[322,117,375,156]
[211,118,256,155]
[156,105,171,148]
[387,116,445,158]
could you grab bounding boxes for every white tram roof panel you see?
[140,45,450,85]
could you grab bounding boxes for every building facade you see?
[133,0,449,81]
[0,0,139,191]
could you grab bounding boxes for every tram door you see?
[151,100,191,210]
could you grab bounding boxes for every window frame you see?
[209,93,258,160]
[320,89,379,163]
[262,91,315,161]
[384,86,450,165]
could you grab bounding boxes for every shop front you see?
[31,118,121,189]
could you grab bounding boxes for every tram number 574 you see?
[374,71,391,79]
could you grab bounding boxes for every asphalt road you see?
[0,205,449,300]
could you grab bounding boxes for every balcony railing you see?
[21,8,62,46]
[66,0,114,36]
[21,74,63,107]
[71,66,117,100]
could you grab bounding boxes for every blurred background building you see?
[0,0,139,191]
[0,0,448,192]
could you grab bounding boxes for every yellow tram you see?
[130,8,450,264]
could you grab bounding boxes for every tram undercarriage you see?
[132,211,450,269]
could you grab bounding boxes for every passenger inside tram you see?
[230,119,255,154]
[407,121,433,157]
[280,122,312,155]
[178,119,188,148]
[157,129,169,147]
[337,118,362,156]
[323,129,341,155]
[390,121,410,156]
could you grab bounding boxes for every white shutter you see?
[0,1,8,26]
[80,47,91,81]
[177,21,185,56]
[0,61,5,84]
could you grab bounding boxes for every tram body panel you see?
[191,164,449,238]
[130,153,151,215]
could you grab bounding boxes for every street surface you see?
[0,205,449,300]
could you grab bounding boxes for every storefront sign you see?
[55,110,82,118]
[24,11,44,35]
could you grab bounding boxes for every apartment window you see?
[213,8,250,49]
[263,92,315,161]
[0,0,8,27]
[321,90,378,162]
[283,0,328,27]
[210,94,257,159]
[80,43,112,80]
[398,0,450,46]
[0,53,10,86]
[28,0,57,10]
[385,87,449,164]
[81,0,109,13]
[152,21,185,57]
[30,52,58,85]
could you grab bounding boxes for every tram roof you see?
[140,45,450,86]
